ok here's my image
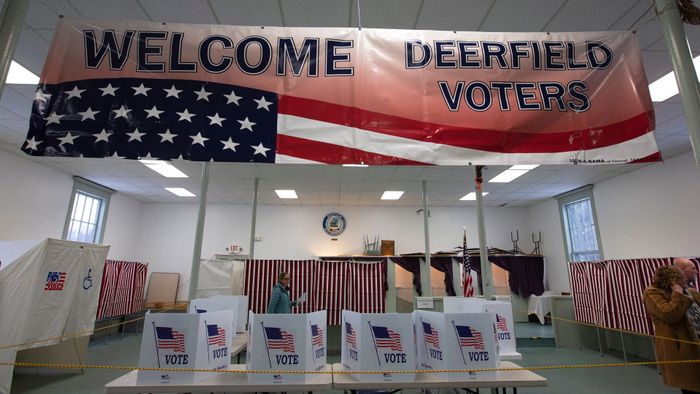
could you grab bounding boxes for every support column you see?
[656,0,700,167]
[248,177,259,260]
[188,162,211,300]
[474,166,495,299]
[420,180,432,297]
[0,0,31,99]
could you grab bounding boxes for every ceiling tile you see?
[481,0,566,32]
[209,0,283,26]
[140,0,217,24]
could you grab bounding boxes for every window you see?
[63,177,113,243]
[557,186,603,262]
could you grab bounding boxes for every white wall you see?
[528,150,700,291]
[136,203,531,299]
[0,149,144,260]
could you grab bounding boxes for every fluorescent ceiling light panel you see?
[649,55,700,102]
[381,191,404,200]
[510,164,539,170]
[489,169,529,183]
[342,164,369,167]
[165,187,196,197]
[460,192,489,201]
[139,159,188,178]
[5,61,39,84]
[275,189,298,199]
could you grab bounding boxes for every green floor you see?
[11,328,678,394]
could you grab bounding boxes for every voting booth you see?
[212,295,249,332]
[0,239,109,394]
[444,297,520,360]
[341,311,415,382]
[247,311,327,383]
[137,311,232,384]
[189,297,239,352]
[414,310,500,379]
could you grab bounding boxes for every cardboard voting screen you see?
[137,311,232,384]
[442,312,500,379]
[341,310,415,382]
[189,298,238,353]
[247,311,327,384]
[213,295,249,332]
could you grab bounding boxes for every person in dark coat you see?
[267,272,297,314]
[643,264,700,394]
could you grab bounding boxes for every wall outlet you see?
[254,235,263,242]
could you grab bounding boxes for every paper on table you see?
[295,292,307,304]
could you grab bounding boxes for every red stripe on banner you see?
[279,96,654,153]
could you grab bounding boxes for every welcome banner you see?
[23,18,658,165]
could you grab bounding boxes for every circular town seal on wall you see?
[322,212,346,236]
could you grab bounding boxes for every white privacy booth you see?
[443,297,521,360]
[414,310,500,379]
[212,295,249,333]
[247,311,327,384]
[137,311,233,384]
[0,239,110,394]
[188,298,239,352]
[341,311,415,382]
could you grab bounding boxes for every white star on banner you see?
[126,128,145,142]
[99,83,119,96]
[190,132,209,146]
[93,129,112,142]
[113,105,132,119]
[24,136,42,150]
[158,129,176,143]
[78,107,99,121]
[144,105,164,119]
[251,142,270,157]
[254,96,272,111]
[194,86,212,101]
[45,112,63,125]
[221,137,239,151]
[111,151,125,159]
[238,117,256,131]
[132,83,151,96]
[224,90,242,105]
[58,132,78,146]
[164,85,182,98]
[207,113,226,126]
[65,86,86,99]
[176,109,195,122]
[35,90,51,102]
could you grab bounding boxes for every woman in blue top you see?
[267,272,297,313]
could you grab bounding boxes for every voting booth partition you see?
[137,311,232,384]
[444,297,520,359]
[0,239,110,394]
[414,310,500,379]
[188,298,239,353]
[341,311,415,382]
[246,311,327,383]
[212,295,248,333]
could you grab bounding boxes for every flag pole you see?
[367,321,382,366]
[451,320,466,365]
[419,317,429,362]
[152,322,161,368]
[260,322,272,368]
[204,320,211,363]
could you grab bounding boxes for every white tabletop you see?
[499,351,523,361]
[230,331,247,357]
[331,361,546,390]
[104,364,333,393]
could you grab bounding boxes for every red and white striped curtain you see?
[244,259,387,325]
[96,260,148,319]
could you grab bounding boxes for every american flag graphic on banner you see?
[455,325,484,350]
[345,322,357,349]
[44,271,66,291]
[311,324,324,347]
[264,327,295,352]
[496,314,508,332]
[370,325,402,351]
[155,326,185,352]
[462,231,474,297]
[422,322,440,349]
[207,324,226,347]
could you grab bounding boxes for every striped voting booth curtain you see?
[244,259,387,325]
[569,258,671,335]
[96,260,148,319]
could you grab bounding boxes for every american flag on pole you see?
[155,326,185,352]
[345,322,357,349]
[44,271,66,291]
[370,325,402,351]
[422,321,440,349]
[311,324,324,347]
[454,325,484,350]
[264,327,295,353]
[207,324,226,347]
[496,314,508,332]
[462,231,474,297]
